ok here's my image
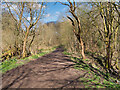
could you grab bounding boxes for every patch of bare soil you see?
[2,48,87,89]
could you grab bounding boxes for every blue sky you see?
[3,1,119,23]
[2,2,71,31]
[41,2,69,23]
[2,2,69,23]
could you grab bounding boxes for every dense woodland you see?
[1,0,120,88]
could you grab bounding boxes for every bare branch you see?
[6,3,18,22]
[67,16,75,26]
[58,1,70,7]
[18,2,24,30]
[8,3,20,16]
[67,16,78,36]
[33,2,44,26]
[73,0,76,11]
[22,19,27,29]
[112,3,120,17]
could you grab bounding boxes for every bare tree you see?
[59,0,86,59]
[89,2,120,71]
[6,2,45,58]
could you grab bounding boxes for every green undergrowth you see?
[0,47,56,74]
[63,50,120,88]
[63,51,72,55]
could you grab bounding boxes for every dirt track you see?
[2,48,87,89]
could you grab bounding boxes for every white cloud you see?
[33,4,36,8]
[2,4,17,10]
[27,17,31,20]
[9,4,18,10]
[2,4,7,9]
[38,4,41,8]
[32,3,43,9]
[55,11,61,17]
[45,14,50,17]
[43,5,46,8]
[63,7,67,10]
[12,4,17,9]
[33,17,36,20]
[56,11,60,14]
[27,17,36,20]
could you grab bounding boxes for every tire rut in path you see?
[2,48,86,89]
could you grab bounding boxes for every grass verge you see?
[63,50,120,88]
[0,47,56,74]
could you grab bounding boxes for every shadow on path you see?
[2,48,86,89]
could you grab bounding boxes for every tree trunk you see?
[28,31,35,54]
[22,28,30,58]
[67,16,86,59]
[105,44,111,69]
[80,38,86,59]
[75,34,86,59]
